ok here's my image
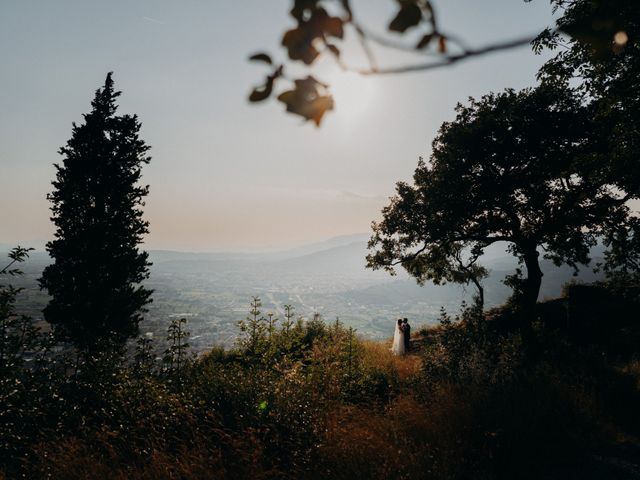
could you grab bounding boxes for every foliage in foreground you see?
[2,251,640,479]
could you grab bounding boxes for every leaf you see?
[276,90,295,104]
[248,86,270,102]
[290,0,319,21]
[248,77,274,102]
[281,8,343,65]
[306,7,343,39]
[416,33,434,49]
[248,52,273,65]
[307,96,334,126]
[294,75,328,92]
[322,14,344,39]
[277,76,334,126]
[389,3,422,33]
[282,27,319,64]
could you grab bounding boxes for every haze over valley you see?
[5,233,601,352]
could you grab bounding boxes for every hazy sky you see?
[0,0,557,251]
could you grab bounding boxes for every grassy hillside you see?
[2,280,640,479]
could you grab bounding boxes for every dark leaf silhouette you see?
[389,3,422,33]
[320,13,344,39]
[277,76,334,126]
[249,77,275,102]
[290,0,320,21]
[416,33,434,49]
[249,52,273,64]
[282,8,344,65]
[282,27,320,64]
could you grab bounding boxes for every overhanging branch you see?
[355,35,539,76]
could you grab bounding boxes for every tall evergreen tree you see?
[39,73,152,351]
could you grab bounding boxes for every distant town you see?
[4,234,601,352]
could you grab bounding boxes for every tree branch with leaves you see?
[247,0,631,126]
[247,0,549,125]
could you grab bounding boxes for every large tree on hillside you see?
[366,85,637,316]
[39,73,152,351]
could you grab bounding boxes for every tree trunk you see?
[522,245,543,329]
[470,276,485,312]
[523,249,542,306]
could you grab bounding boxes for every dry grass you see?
[9,311,640,480]
[312,389,476,480]
[29,432,279,480]
[361,339,422,382]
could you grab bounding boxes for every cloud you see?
[142,16,165,25]
[339,190,389,202]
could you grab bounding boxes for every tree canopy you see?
[535,0,640,195]
[39,73,153,351]
[366,85,637,313]
[365,0,639,314]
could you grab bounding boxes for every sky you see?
[0,0,558,251]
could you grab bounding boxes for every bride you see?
[391,318,406,356]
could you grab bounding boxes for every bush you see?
[2,288,640,479]
[421,303,524,391]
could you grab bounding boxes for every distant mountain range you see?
[148,233,371,263]
[4,233,605,306]
[148,234,603,301]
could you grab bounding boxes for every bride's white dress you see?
[391,323,406,356]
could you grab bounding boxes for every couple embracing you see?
[391,317,411,356]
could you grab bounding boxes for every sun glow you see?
[327,70,376,125]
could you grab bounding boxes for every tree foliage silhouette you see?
[536,0,640,252]
[39,73,152,351]
[535,0,640,296]
[367,85,638,317]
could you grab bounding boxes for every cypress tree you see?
[39,73,152,351]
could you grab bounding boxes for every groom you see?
[402,318,411,352]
